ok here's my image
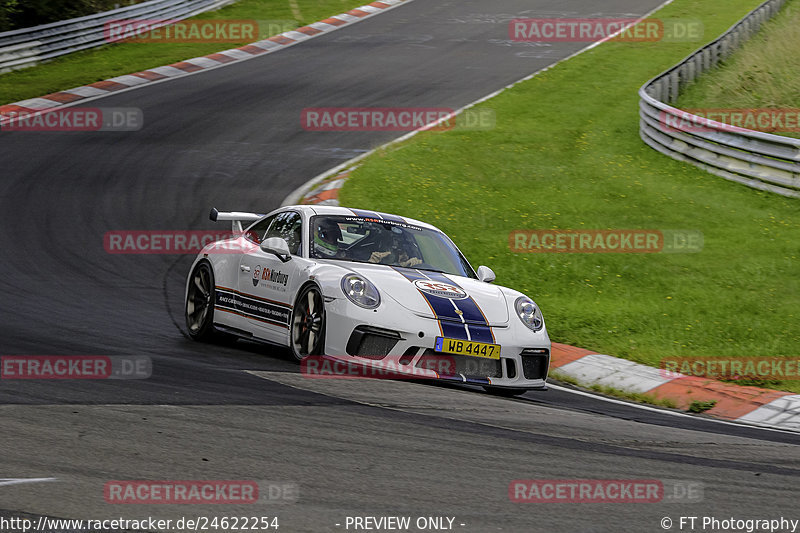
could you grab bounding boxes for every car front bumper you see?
[321,296,550,390]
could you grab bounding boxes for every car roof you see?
[287,204,441,233]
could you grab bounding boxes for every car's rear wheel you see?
[483,386,528,397]
[290,284,326,362]
[186,261,217,341]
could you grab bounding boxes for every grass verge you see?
[339,0,800,393]
[677,0,800,137]
[688,399,717,413]
[0,0,365,104]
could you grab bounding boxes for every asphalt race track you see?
[1,1,798,531]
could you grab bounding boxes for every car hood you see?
[346,264,510,326]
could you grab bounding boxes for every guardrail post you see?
[668,72,679,104]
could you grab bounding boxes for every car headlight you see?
[341,274,381,309]
[515,296,544,332]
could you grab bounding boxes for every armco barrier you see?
[0,0,238,73]
[638,0,800,198]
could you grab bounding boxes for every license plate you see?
[434,337,500,359]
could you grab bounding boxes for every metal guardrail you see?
[639,0,800,198]
[0,0,237,73]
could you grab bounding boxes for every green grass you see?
[339,0,800,393]
[0,0,364,104]
[688,399,717,413]
[678,0,800,137]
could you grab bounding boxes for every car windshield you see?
[309,215,476,278]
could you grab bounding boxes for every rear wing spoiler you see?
[209,207,264,233]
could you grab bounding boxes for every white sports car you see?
[185,205,550,394]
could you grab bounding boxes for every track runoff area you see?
[0,0,798,532]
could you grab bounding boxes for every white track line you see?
[0,477,58,487]
[547,383,799,436]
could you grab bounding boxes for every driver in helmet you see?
[369,227,422,267]
[313,218,344,258]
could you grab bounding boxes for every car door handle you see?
[240,265,251,272]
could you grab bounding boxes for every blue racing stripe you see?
[441,321,469,341]
[396,267,462,321]
[396,267,495,344]
[393,266,427,281]
[466,324,494,343]
[423,272,488,325]
[424,294,463,322]
[451,297,487,325]
[424,273,496,343]
[421,271,451,284]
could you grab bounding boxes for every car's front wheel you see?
[290,284,326,362]
[185,261,217,341]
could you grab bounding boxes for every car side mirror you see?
[477,265,495,283]
[261,237,292,262]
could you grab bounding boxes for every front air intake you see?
[520,348,549,380]
[346,326,401,358]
